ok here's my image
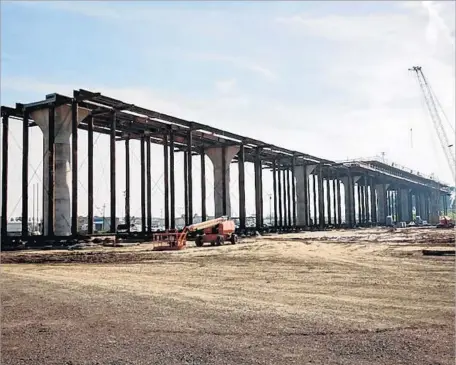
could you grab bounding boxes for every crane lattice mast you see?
[409,66,456,183]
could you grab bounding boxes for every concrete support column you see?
[291,157,296,227]
[399,189,411,222]
[277,166,283,227]
[429,190,440,224]
[272,160,277,228]
[201,149,207,222]
[283,168,289,227]
[336,177,342,226]
[295,164,315,226]
[396,189,402,222]
[342,175,356,227]
[408,191,413,221]
[326,177,331,226]
[109,112,117,234]
[163,135,169,229]
[425,193,431,222]
[317,166,325,228]
[388,189,396,219]
[169,131,175,229]
[206,146,239,218]
[187,131,193,224]
[419,193,427,220]
[146,136,152,232]
[312,174,318,226]
[332,178,337,225]
[237,146,246,229]
[386,190,391,216]
[443,195,448,215]
[32,105,88,236]
[360,184,366,224]
[375,184,388,224]
[285,168,291,227]
[140,137,146,233]
[1,114,9,241]
[125,139,131,232]
[254,149,263,229]
[370,178,377,224]
[414,193,420,218]
[21,111,29,237]
[357,184,362,225]
[364,179,370,223]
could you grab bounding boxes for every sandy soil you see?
[1,227,455,364]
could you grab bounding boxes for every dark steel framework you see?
[0,89,451,245]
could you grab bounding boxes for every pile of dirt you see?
[2,228,454,264]
[268,229,455,246]
[0,250,168,265]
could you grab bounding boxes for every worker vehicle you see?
[413,216,428,226]
[194,217,238,247]
[152,216,238,251]
[437,216,455,229]
[116,223,141,234]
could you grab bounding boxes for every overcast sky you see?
[1,1,455,220]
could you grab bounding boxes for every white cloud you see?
[189,52,278,81]
[17,1,123,20]
[421,1,455,47]
[275,2,454,172]
[215,78,237,93]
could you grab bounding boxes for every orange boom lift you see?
[152,216,238,251]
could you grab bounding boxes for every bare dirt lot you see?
[1,228,455,365]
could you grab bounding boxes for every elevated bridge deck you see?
[0,88,452,245]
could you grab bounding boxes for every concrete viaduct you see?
[0,89,452,243]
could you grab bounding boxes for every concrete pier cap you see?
[206,146,240,218]
[31,105,89,236]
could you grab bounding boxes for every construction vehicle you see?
[413,216,428,226]
[194,217,238,247]
[152,216,238,251]
[437,216,455,229]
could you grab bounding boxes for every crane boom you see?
[409,66,456,183]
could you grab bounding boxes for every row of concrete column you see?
[0,103,448,240]
[0,102,245,237]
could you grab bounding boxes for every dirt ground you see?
[1,227,455,365]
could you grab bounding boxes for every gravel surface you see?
[2,228,455,364]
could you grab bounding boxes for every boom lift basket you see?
[152,230,186,251]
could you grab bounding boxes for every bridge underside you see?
[1,89,451,246]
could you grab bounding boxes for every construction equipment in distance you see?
[152,216,238,251]
[437,216,455,229]
[194,216,238,247]
[409,66,456,182]
[409,66,456,223]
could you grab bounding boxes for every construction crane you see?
[408,66,456,182]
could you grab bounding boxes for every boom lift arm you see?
[187,217,228,232]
